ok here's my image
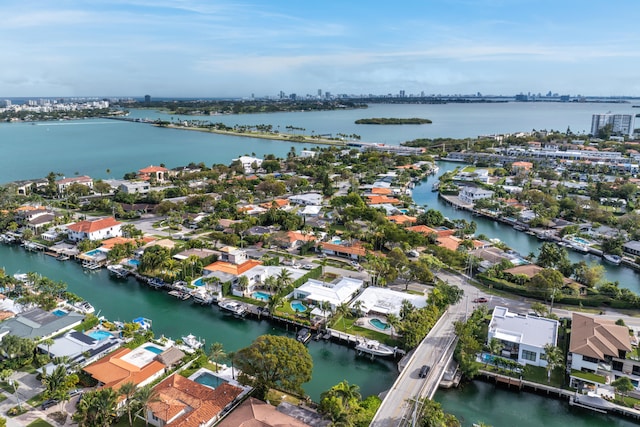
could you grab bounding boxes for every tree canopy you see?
[235,335,313,399]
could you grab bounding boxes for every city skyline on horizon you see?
[2,0,640,98]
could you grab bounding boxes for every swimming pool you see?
[331,237,342,244]
[144,345,163,355]
[481,353,495,364]
[127,259,140,267]
[193,372,227,389]
[569,236,591,245]
[252,291,270,301]
[88,330,113,341]
[369,318,390,330]
[291,301,307,312]
[193,277,205,287]
[52,309,67,317]
[84,249,104,257]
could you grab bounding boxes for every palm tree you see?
[41,337,54,358]
[277,268,293,289]
[208,342,226,372]
[487,338,503,366]
[133,385,159,427]
[543,344,564,384]
[237,275,249,296]
[335,303,352,331]
[385,313,400,339]
[118,381,137,427]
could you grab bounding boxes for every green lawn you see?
[331,316,399,346]
[522,365,564,388]
[112,416,147,427]
[26,391,46,407]
[26,419,54,427]
[570,369,606,384]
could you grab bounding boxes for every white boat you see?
[73,301,95,314]
[355,338,396,357]
[182,333,203,350]
[296,328,311,344]
[218,300,248,317]
[603,254,622,265]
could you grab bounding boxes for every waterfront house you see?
[66,216,122,241]
[488,306,559,367]
[0,308,84,341]
[217,397,313,427]
[349,287,427,317]
[138,165,170,183]
[83,344,167,390]
[569,313,638,390]
[37,330,124,374]
[292,277,364,311]
[56,175,93,193]
[459,186,494,205]
[623,241,640,257]
[145,373,243,427]
[511,161,533,175]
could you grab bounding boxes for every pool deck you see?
[354,315,393,336]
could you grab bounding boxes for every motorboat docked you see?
[296,328,312,344]
[218,299,248,317]
[107,264,131,279]
[147,278,166,289]
[355,338,396,358]
[168,290,191,300]
[182,333,203,350]
[133,317,152,330]
[73,301,95,314]
[603,254,622,265]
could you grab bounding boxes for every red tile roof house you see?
[66,217,123,241]
[83,347,166,391]
[138,165,171,183]
[145,374,243,427]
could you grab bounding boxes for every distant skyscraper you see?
[399,90,405,98]
[144,94,151,105]
[317,89,322,97]
[591,113,634,136]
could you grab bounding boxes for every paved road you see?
[371,296,466,426]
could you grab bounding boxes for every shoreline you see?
[158,123,348,146]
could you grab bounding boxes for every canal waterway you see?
[412,161,640,293]
[0,244,397,402]
[2,102,639,420]
[435,381,639,427]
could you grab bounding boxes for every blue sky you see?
[2,0,639,98]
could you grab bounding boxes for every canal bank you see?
[411,161,640,293]
[435,380,639,427]
[0,244,398,402]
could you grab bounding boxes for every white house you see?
[57,176,94,194]
[119,181,151,195]
[66,217,122,241]
[288,193,323,206]
[233,156,263,174]
[487,306,559,367]
[292,277,364,311]
[459,186,494,205]
[349,287,427,317]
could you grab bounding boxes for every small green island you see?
[355,117,432,125]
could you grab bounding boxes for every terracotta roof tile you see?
[67,217,121,233]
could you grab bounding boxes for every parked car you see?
[350,260,360,268]
[68,388,82,397]
[41,399,58,410]
[473,297,488,303]
[419,365,430,378]
[302,264,314,270]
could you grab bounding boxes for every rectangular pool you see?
[52,309,67,317]
[252,291,270,301]
[88,330,113,341]
[193,372,227,389]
